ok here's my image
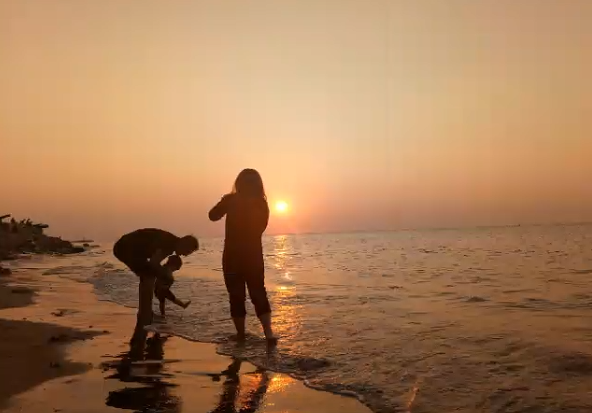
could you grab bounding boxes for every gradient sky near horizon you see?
[1,1,591,241]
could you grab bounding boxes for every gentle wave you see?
[87,264,373,407]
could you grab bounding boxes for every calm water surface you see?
[38,225,592,412]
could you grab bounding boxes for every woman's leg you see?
[232,317,246,340]
[258,312,275,342]
[223,273,247,339]
[245,271,275,341]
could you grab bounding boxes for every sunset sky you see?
[1,1,591,240]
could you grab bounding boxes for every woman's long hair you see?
[232,168,267,200]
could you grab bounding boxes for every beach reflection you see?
[270,235,293,280]
[273,285,302,342]
[209,358,270,413]
[266,374,292,394]
[102,335,273,413]
[270,235,302,342]
[103,334,181,413]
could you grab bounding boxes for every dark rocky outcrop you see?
[0,215,85,266]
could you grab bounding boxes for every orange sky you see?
[1,1,591,240]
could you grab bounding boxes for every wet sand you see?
[0,266,370,413]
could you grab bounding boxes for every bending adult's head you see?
[175,235,199,256]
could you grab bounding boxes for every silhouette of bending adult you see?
[113,228,198,358]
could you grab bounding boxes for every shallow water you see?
[37,224,592,412]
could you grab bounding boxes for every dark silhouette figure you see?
[104,334,181,413]
[154,255,191,318]
[113,228,198,358]
[209,169,276,345]
[209,358,270,413]
[103,335,270,413]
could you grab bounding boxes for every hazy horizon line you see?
[80,220,592,244]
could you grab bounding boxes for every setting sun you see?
[275,201,289,213]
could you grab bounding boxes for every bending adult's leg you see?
[130,273,156,358]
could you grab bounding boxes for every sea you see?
[29,224,592,412]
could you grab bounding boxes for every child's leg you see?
[159,297,166,316]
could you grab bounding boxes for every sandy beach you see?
[0,259,371,413]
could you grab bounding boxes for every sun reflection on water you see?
[269,235,302,342]
[273,278,301,341]
[267,374,293,394]
[272,235,290,271]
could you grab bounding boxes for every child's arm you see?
[149,249,167,270]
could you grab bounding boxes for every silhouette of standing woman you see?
[208,358,269,413]
[209,169,277,345]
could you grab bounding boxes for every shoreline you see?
[0,257,371,413]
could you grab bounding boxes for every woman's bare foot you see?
[258,313,277,347]
[181,300,191,309]
[266,336,278,348]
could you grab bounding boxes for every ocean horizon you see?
[82,220,592,244]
